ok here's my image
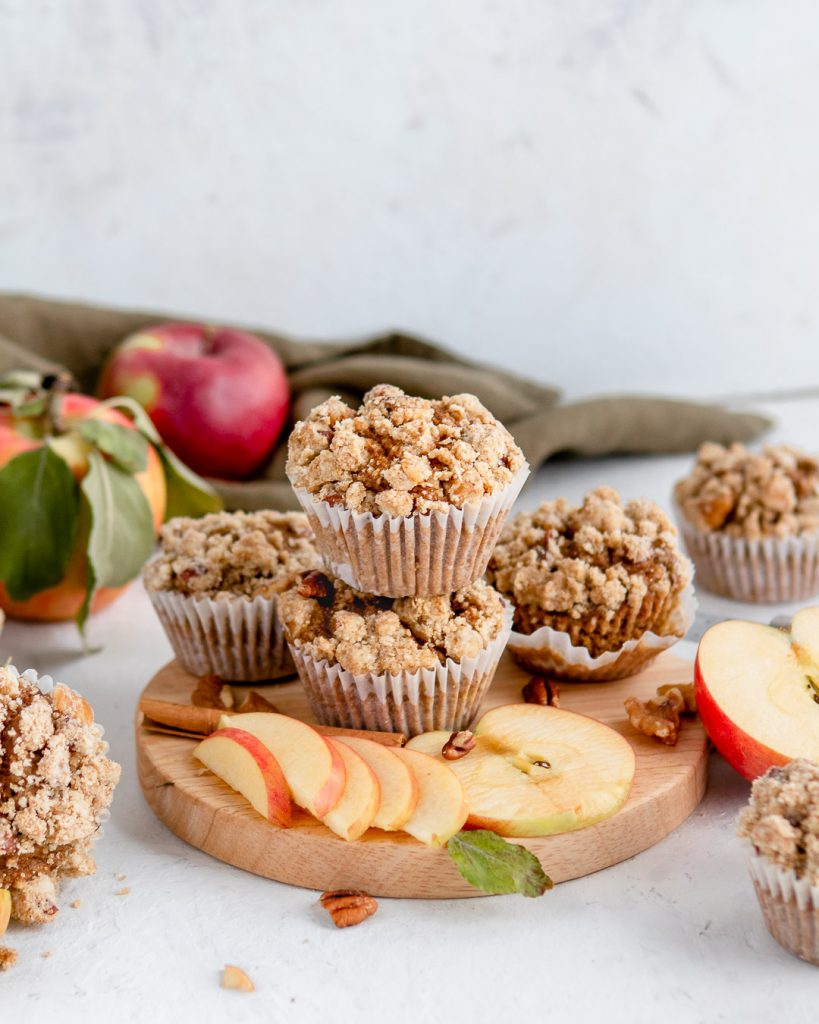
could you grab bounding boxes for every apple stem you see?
[41,371,73,437]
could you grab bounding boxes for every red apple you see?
[0,392,166,621]
[695,609,819,780]
[98,323,289,480]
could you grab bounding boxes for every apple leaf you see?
[81,448,156,593]
[78,419,148,474]
[447,830,554,898]
[99,395,223,519]
[0,446,80,601]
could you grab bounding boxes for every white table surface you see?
[2,395,818,1024]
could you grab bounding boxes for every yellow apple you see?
[391,747,468,847]
[321,740,380,842]
[336,736,419,832]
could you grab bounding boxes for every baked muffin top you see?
[143,510,320,599]
[278,570,507,675]
[674,442,819,539]
[737,759,819,885]
[285,384,525,517]
[487,486,692,649]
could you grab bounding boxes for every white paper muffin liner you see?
[288,603,513,736]
[748,853,819,964]
[289,463,529,597]
[675,501,819,603]
[147,589,291,682]
[506,584,697,682]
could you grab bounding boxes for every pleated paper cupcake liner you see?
[748,853,819,965]
[675,503,819,603]
[288,603,513,737]
[506,583,697,682]
[289,463,529,598]
[147,589,291,682]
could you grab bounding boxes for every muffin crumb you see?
[0,946,18,971]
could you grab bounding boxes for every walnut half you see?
[624,695,681,746]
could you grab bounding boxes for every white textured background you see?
[1,0,818,399]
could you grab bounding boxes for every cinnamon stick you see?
[138,697,406,747]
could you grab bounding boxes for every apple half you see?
[695,607,819,780]
[407,703,635,837]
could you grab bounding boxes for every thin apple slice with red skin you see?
[336,736,418,831]
[321,740,380,842]
[220,713,345,818]
[391,747,468,847]
[695,617,819,781]
[194,728,292,827]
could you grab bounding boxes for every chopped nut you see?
[522,677,560,707]
[40,950,52,959]
[298,570,335,606]
[115,874,127,882]
[221,964,255,992]
[442,730,476,760]
[624,695,681,746]
[319,889,378,928]
[192,673,233,710]
[52,684,93,725]
[0,947,18,971]
[235,690,280,715]
[657,682,697,715]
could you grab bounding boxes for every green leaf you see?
[99,395,223,520]
[74,550,97,646]
[78,419,148,474]
[81,448,156,591]
[447,830,554,897]
[0,446,80,600]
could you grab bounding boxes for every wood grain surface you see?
[136,651,708,899]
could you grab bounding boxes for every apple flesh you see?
[98,322,289,480]
[695,609,819,780]
[194,727,292,827]
[321,740,380,841]
[336,736,418,832]
[0,889,10,936]
[391,747,468,847]
[220,712,345,818]
[408,704,635,837]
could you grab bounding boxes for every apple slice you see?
[194,727,292,827]
[336,736,418,831]
[391,747,468,847]
[321,740,380,841]
[408,704,635,837]
[0,889,10,937]
[696,612,819,780]
[220,713,345,818]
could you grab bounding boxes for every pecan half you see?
[298,570,335,606]
[442,730,476,760]
[522,677,559,707]
[319,890,378,928]
[192,673,234,710]
[235,690,280,714]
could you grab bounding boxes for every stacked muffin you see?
[280,385,528,735]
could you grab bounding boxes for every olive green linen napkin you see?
[0,293,771,510]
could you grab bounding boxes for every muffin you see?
[286,384,529,597]
[674,442,819,603]
[737,759,819,965]
[143,510,321,681]
[278,570,512,736]
[487,486,694,681]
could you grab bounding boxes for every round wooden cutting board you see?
[136,651,708,899]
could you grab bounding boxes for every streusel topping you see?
[675,442,819,539]
[737,759,819,884]
[143,510,320,599]
[278,571,507,675]
[0,667,120,925]
[286,384,525,517]
[487,486,692,654]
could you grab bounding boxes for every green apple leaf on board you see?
[447,829,554,897]
[0,445,80,601]
[78,418,148,475]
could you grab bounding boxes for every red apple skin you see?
[694,652,788,781]
[313,737,348,819]
[206,728,292,828]
[98,323,290,481]
[0,393,166,621]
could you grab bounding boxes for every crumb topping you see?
[278,571,507,674]
[143,510,321,598]
[286,384,525,516]
[0,668,120,925]
[737,759,819,884]
[487,486,692,655]
[675,442,819,539]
